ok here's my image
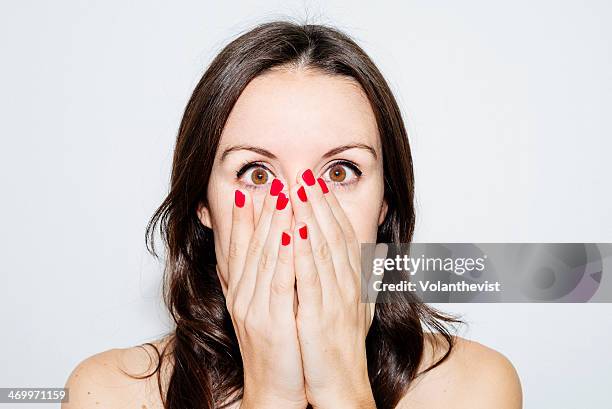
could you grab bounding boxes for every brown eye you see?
[322,162,362,186]
[250,167,269,185]
[329,164,346,182]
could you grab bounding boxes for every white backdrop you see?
[1,1,611,408]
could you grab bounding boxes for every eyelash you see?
[235,161,275,190]
[235,160,363,190]
[322,160,363,189]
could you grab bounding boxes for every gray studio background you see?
[1,1,611,408]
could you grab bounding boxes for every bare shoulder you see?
[397,333,522,409]
[61,336,173,409]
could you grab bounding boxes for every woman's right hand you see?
[226,182,307,409]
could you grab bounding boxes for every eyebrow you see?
[322,143,378,160]
[220,145,277,161]
[220,142,378,161]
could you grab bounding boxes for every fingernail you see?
[270,178,283,196]
[297,186,308,202]
[282,232,291,246]
[299,225,308,239]
[302,169,315,186]
[317,178,329,194]
[276,192,288,210]
[235,190,245,208]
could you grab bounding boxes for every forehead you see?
[219,68,380,154]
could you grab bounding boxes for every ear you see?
[377,197,388,226]
[197,201,212,229]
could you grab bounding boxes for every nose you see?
[277,167,312,228]
[284,166,312,188]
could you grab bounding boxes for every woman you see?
[63,20,522,409]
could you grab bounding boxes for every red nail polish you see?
[302,169,315,186]
[317,178,329,194]
[276,192,288,210]
[270,178,283,196]
[235,190,245,208]
[299,225,308,239]
[297,186,307,202]
[282,232,291,246]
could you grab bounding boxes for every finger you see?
[269,229,296,318]
[361,243,388,296]
[216,264,228,299]
[251,191,292,310]
[288,182,338,303]
[362,243,389,301]
[227,189,254,295]
[234,179,282,305]
[365,243,388,329]
[317,178,360,274]
[371,243,389,302]
[292,222,323,313]
[296,169,353,289]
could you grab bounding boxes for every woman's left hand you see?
[288,169,377,409]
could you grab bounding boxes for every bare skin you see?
[62,333,522,409]
[63,68,522,408]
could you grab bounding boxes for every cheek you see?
[207,178,267,274]
[210,201,233,269]
[335,191,382,243]
[206,177,236,271]
[332,170,384,243]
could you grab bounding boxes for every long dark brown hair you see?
[140,19,462,409]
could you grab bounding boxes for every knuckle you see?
[300,269,320,288]
[276,250,291,267]
[315,241,332,261]
[344,227,357,245]
[258,251,275,272]
[228,241,240,260]
[247,236,263,257]
[271,277,293,296]
[328,225,344,245]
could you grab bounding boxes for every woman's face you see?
[198,68,387,284]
